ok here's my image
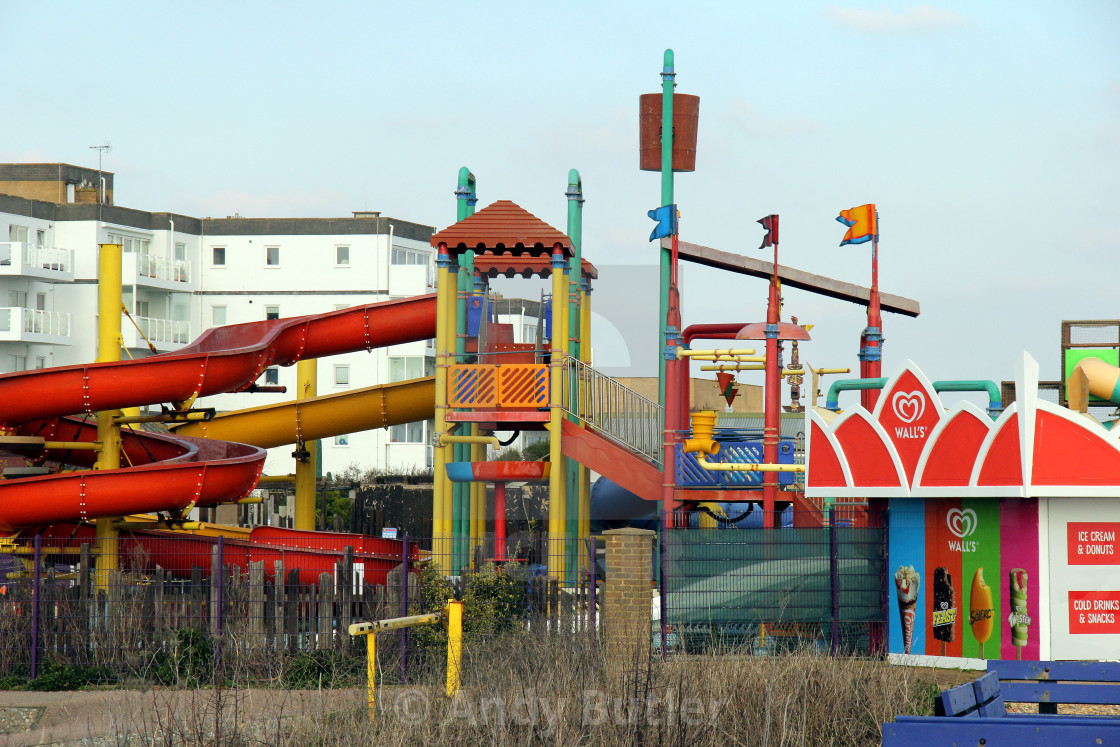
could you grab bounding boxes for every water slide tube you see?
[0,295,436,532]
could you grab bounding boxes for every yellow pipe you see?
[116,410,213,424]
[694,455,806,473]
[43,441,102,451]
[440,435,499,446]
[433,253,452,571]
[676,348,757,358]
[445,598,463,697]
[690,355,766,362]
[444,260,458,568]
[366,631,377,720]
[578,287,591,545]
[470,428,482,555]
[257,474,297,484]
[294,359,318,531]
[95,243,123,591]
[698,502,723,529]
[682,410,721,456]
[699,365,809,374]
[236,495,263,504]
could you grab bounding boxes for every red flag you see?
[758,214,779,249]
[716,372,739,406]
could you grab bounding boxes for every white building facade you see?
[0,164,436,478]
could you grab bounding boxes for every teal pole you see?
[564,171,583,583]
[452,168,477,572]
[658,49,675,413]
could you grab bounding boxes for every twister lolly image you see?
[931,566,956,655]
[894,565,920,654]
[1008,568,1030,660]
[968,568,994,658]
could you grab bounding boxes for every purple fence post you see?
[31,535,41,679]
[659,513,669,659]
[215,536,224,683]
[588,536,597,643]
[400,533,409,684]
[880,507,890,657]
[829,507,840,656]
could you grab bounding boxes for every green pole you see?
[565,171,584,581]
[658,49,675,412]
[452,167,476,572]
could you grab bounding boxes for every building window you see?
[334,434,350,447]
[389,421,425,444]
[175,242,187,261]
[9,355,27,372]
[334,364,350,386]
[8,225,28,243]
[388,356,433,382]
[212,246,226,266]
[212,305,227,326]
[266,246,280,266]
[391,246,429,265]
[265,305,280,320]
[263,367,279,385]
[336,245,349,265]
[106,232,150,255]
[36,229,46,247]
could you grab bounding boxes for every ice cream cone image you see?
[1008,568,1030,660]
[931,567,956,656]
[894,565,920,654]
[969,568,994,659]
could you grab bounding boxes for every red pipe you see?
[494,482,507,561]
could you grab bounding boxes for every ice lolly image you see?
[894,565,920,654]
[931,566,956,656]
[1008,568,1030,660]
[969,567,994,658]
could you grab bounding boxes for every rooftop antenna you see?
[89,142,111,221]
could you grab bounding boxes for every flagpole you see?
[762,230,781,528]
[861,221,883,410]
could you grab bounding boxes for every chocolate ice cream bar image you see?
[931,566,956,643]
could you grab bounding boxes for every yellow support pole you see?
[547,246,567,580]
[578,284,592,547]
[445,259,458,569]
[94,243,123,592]
[433,245,452,571]
[294,359,317,531]
[445,598,463,697]
[365,630,377,720]
[470,426,483,558]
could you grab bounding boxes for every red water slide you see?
[0,295,436,532]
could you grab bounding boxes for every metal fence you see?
[0,533,598,688]
[659,509,887,657]
[560,355,664,464]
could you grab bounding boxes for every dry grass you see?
[95,631,939,746]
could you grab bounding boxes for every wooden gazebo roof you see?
[430,200,573,258]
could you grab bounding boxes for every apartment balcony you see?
[0,308,72,345]
[0,243,75,282]
[122,315,192,351]
[122,253,193,291]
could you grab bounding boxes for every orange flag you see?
[837,204,878,245]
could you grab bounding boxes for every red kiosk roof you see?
[431,200,573,258]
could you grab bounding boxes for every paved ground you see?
[0,687,364,746]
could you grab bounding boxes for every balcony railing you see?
[130,316,191,345]
[0,307,71,340]
[0,242,74,276]
[135,254,191,284]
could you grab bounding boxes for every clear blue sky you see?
[3,1,1118,400]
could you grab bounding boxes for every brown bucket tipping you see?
[639,92,699,172]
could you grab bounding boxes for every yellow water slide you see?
[173,377,435,449]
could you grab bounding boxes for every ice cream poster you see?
[888,498,1039,660]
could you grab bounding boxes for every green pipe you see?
[825,378,1004,417]
[658,48,675,413]
[565,171,583,567]
[452,168,477,572]
[825,378,888,410]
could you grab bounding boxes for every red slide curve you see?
[0,295,436,532]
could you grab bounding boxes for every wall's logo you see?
[892,391,926,424]
[946,508,978,552]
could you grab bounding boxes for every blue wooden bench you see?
[882,666,1120,746]
[988,660,1120,714]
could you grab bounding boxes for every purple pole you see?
[215,536,224,682]
[830,507,839,656]
[588,536,597,643]
[658,515,668,658]
[400,534,410,684]
[31,535,41,679]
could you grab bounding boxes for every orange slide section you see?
[0,295,435,532]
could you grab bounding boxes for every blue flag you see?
[648,204,678,241]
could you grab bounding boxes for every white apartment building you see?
[0,163,436,478]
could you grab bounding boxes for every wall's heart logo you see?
[892,390,926,424]
[947,508,977,539]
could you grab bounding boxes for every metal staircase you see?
[558,356,663,465]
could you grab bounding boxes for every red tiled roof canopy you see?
[473,255,597,281]
[430,200,572,257]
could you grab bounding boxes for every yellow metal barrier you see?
[348,599,464,720]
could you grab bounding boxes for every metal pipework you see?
[236,495,263,504]
[115,409,215,424]
[932,380,1003,416]
[43,441,102,451]
[825,378,888,410]
[694,455,806,473]
[699,365,810,373]
[676,347,757,358]
[257,474,297,484]
[690,355,766,362]
[349,612,441,635]
[439,434,499,447]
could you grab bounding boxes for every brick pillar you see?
[602,527,655,669]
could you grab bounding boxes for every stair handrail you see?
[559,355,664,465]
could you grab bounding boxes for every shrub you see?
[25,661,112,691]
[155,628,214,687]
[282,650,361,689]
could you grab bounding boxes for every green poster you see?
[961,499,1001,659]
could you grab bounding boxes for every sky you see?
[2,1,1118,408]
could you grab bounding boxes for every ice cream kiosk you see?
[805,354,1120,661]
